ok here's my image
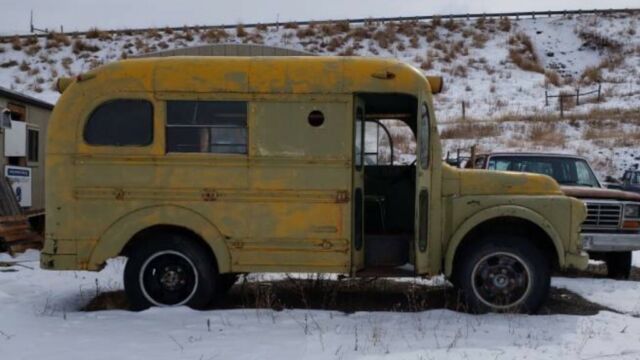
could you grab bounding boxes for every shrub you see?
[577,29,622,52]
[508,32,544,73]
[146,28,162,40]
[45,32,71,48]
[443,18,460,32]
[72,39,100,54]
[256,23,268,31]
[350,26,371,40]
[472,32,489,48]
[580,66,601,84]
[85,27,111,40]
[373,24,398,49]
[11,36,21,50]
[19,61,30,72]
[498,17,511,32]
[284,22,299,29]
[332,21,350,33]
[431,16,442,27]
[24,44,41,56]
[545,70,561,86]
[236,24,248,37]
[200,28,228,43]
[0,60,18,68]
[296,26,316,38]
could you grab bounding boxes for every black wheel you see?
[124,232,217,311]
[453,234,550,314]
[605,251,632,280]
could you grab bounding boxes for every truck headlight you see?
[624,204,640,219]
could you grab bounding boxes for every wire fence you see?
[1,8,638,40]
[545,84,602,118]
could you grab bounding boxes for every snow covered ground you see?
[2,250,640,360]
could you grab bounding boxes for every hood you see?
[442,164,563,196]
[561,186,640,202]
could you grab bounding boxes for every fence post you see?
[545,90,549,106]
[559,96,564,118]
[461,101,466,120]
[597,83,601,102]
[576,88,580,106]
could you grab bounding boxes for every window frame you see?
[82,98,155,148]
[27,127,39,164]
[164,100,249,155]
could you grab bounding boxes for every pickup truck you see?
[467,152,640,279]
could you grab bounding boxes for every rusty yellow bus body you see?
[42,57,587,312]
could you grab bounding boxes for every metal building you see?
[0,87,53,216]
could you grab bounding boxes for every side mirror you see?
[1,109,12,129]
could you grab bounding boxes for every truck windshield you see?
[487,156,601,188]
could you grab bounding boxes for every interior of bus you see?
[356,93,418,273]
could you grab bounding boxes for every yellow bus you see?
[42,57,587,313]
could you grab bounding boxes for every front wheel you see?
[453,235,550,314]
[124,233,217,311]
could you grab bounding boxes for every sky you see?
[1,0,639,34]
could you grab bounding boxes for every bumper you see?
[581,232,640,252]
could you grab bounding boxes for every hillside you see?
[1,12,639,176]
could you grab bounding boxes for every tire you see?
[124,232,217,311]
[453,234,550,314]
[605,251,632,280]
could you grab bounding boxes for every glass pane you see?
[355,107,364,169]
[166,101,247,154]
[419,102,429,169]
[84,99,153,146]
[167,101,246,126]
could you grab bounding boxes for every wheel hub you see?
[472,252,532,309]
[139,250,199,307]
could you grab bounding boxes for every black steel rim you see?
[139,251,198,306]
[471,252,531,309]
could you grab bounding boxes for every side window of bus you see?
[84,99,153,146]
[166,101,247,154]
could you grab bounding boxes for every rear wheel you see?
[124,232,217,311]
[454,234,550,314]
[605,251,632,280]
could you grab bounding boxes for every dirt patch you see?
[82,277,612,316]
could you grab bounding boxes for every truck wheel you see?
[605,251,632,280]
[454,234,550,314]
[124,233,217,311]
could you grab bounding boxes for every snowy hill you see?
[1,12,639,176]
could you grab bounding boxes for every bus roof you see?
[57,56,442,97]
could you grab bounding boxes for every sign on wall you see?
[4,120,27,157]
[4,165,32,207]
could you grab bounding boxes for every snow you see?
[1,250,640,359]
[552,277,640,315]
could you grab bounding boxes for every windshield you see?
[487,156,601,188]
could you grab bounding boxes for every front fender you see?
[88,204,231,272]
[443,205,565,276]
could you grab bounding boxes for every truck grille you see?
[583,202,621,230]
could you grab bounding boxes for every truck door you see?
[352,97,366,273]
[414,100,432,274]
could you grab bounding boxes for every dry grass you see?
[85,27,111,40]
[72,39,100,54]
[296,26,316,38]
[24,44,41,56]
[577,29,622,52]
[45,32,71,48]
[498,17,512,32]
[440,121,500,139]
[18,61,30,72]
[284,22,299,29]
[508,32,544,73]
[236,24,248,37]
[580,66,601,85]
[373,23,398,49]
[472,32,489,48]
[527,122,565,147]
[545,70,562,87]
[200,28,229,43]
[10,36,21,50]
